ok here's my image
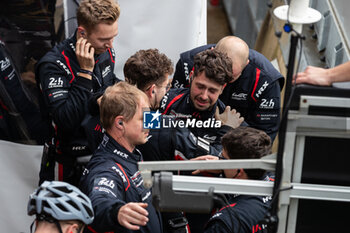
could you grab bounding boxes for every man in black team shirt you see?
[142,48,245,164]
[155,48,245,233]
[172,36,284,141]
[192,127,274,233]
[159,48,244,151]
[80,82,162,233]
[35,0,121,185]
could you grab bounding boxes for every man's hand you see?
[215,106,244,128]
[76,38,95,73]
[118,202,149,230]
[294,66,332,86]
[191,155,221,175]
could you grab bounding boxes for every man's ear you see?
[63,223,80,233]
[146,84,156,98]
[114,116,125,130]
[77,26,86,38]
[189,71,194,85]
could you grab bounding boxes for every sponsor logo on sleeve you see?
[93,186,116,197]
[48,77,64,88]
[231,92,248,101]
[0,57,10,71]
[48,90,68,100]
[259,99,275,109]
[97,177,115,189]
[256,113,278,121]
[56,60,71,75]
[102,65,111,78]
[93,177,117,197]
[255,81,269,99]
[111,166,127,184]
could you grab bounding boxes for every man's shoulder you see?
[36,41,74,74]
[246,49,284,83]
[180,44,215,60]
[160,88,188,112]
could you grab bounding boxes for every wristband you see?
[79,69,93,76]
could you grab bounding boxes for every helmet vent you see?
[67,200,79,210]
[83,203,94,217]
[42,200,50,209]
[56,203,68,212]
[55,186,71,194]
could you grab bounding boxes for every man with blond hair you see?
[172,36,284,141]
[80,82,162,233]
[35,0,121,185]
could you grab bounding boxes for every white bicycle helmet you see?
[27,181,94,225]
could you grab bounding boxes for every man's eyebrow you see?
[98,33,119,40]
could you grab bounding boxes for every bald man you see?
[172,36,284,141]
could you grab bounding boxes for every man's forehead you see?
[193,74,223,89]
[92,21,119,38]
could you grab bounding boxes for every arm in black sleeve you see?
[84,171,127,232]
[204,220,231,233]
[38,62,93,131]
[250,80,281,141]
[173,128,223,159]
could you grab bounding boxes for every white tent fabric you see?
[114,0,207,79]
[0,140,42,233]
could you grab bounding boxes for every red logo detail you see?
[252,224,262,233]
[94,124,102,132]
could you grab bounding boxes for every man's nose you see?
[105,39,114,48]
[200,89,209,100]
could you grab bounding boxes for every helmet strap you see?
[30,219,35,233]
[54,220,64,233]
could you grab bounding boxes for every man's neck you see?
[34,221,59,233]
[107,130,134,153]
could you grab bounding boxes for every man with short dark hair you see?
[193,127,274,233]
[124,48,173,110]
[35,0,121,185]
[157,49,244,233]
[158,49,244,158]
[80,82,162,233]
